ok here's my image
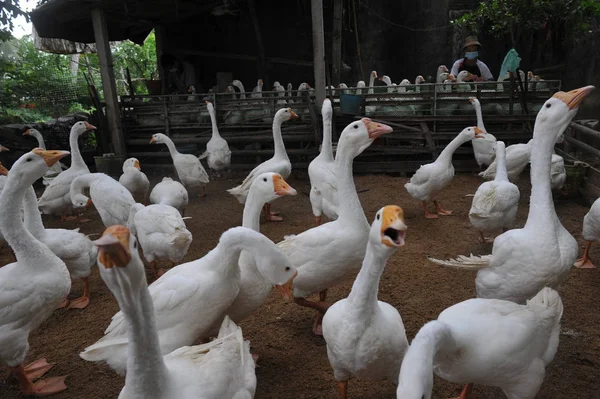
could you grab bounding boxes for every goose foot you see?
[479,232,494,243]
[55,297,69,309]
[23,359,54,380]
[315,216,322,226]
[12,363,67,396]
[423,202,438,219]
[574,242,596,268]
[312,314,324,336]
[448,383,473,399]
[263,204,283,221]
[251,353,259,367]
[434,200,452,216]
[337,380,348,399]
[68,278,90,309]
[294,295,330,336]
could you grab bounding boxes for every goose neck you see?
[32,132,46,150]
[69,131,86,168]
[162,137,180,157]
[347,244,390,313]
[242,191,265,232]
[23,186,46,240]
[493,145,509,182]
[320,112,334,162]
[208,107,221,140]
[473,103,486,131]
[436,134,470,165]
[272,117,288,160]
[334,142,368,224]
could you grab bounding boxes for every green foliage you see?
[0,106,51,124]
[112,31,158,95]
[0,0,28,42]
[452,0,600,45]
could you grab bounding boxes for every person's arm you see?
[450,59,461,76]
[477,61,494,81]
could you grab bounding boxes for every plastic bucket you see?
[340,94,363,115]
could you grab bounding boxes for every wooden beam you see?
[92,7,126,155]
[420,122,438,159]
[311,0,326,105]
[177,49,312,67]
[247,0,269,88]
[155,25,167,94]
[570,122,600,141]
[564,135,600,159]
[331,0,343,86]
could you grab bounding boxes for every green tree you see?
[112,31,158,95]
[453,0,600,66]
[0,0,28,42]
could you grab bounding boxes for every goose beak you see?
[468,97,475,103]
[362,118,393,139]
[474,127,486,138]
[553,86,595,110]
[23,129,32,136]
[380,205,407,247]
[275,270,298,302]
[150,137,156,144]
[86,198,94,208]
[84,122,96,131]
[32,149,70,167]
[94,225,132,268]
[0,163,8,176]
[133,160,141,170]
[272,174,297,196]
[205,100,210,105]
[288,109,298,119]
[0,145,9,152]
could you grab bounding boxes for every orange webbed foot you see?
[574,257,596,269]
[67,296,90,309]
[23,359,54,380]
[26,376,68,396]
[55,298,69,310]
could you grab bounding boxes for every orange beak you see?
[150,137,156,144]
[272,174,297,196]
[275,270,297,302]
[474,127,485,138]
[468,97,475,103]
[32,148,70,167]
[84,122,96,131]
[94,225,132,268]
[553,86,595,110]
[0,163,8,176]
[380,205,407,248]
[86,198,94,208]
[23,129,32,136]
[0,145,9,152]
[133,160,141,170]
[362,118,393,139]
[288,109,298,119]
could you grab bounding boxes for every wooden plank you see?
[420,122,438,159]
[311,0,326,105]
[331,0,343,86]
[563,135,600,159]
[177,49,313,67]
[571,122,600,141]
[91,7,126,155]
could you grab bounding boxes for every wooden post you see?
[155,25,167,94]
[331,0,343,87]
[311,0,326,106]
[247,0,269,88]
[91,7,126,156]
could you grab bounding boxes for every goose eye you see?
[546,103,551,108]
[133,241,137,249]
[26,158,31,162]
[376,214,380,220]
[263,177,267,182]
[285,266,291,271]
[353,124,358,129]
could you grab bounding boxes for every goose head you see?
[188,85,196,94]
[287,82,293,91]
[437,65,449,74]
[0,162,8,176]
[437,72,450,83]
[0,144,9,152]
[205,100,216,115]
[72,121,96,137]
[72,192,93,209]
[123,157,141,172]
[338,83,348,89]
[23,128,42,139]
[225,85,235,94]
[11,149,69,186]
[94,225,144,306]
[338,118,393,156]
[379,75,393,86]
[399,79,411,86]
[250,172,297,204]
[256,79,263,88]
[274,108,298,123]
[298,82,311,91]
[536,86,595,137]
[444,74,457,83]
[415,75,425,85]
[231,80,244,90]
[371,205,407,251]
[459,126,486,141]
[370,71,378,80]
[149,133,169,144]
[468,97,480,106]
[322,98,333,118]
[356,80,366,88]
[456,70,474,82]
[527,71,535,80]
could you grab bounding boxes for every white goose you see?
[405,127,485,218]
[429,87,594,303]
[574,197,600,269]
[150,133,209,196]
[80,226,296,375]
[479,140,533,182]
[396,287,563,399]
[469,98,497,167]
[94,225,256,399]
[128,202,193,278]
[199,101,231,172]
[308,99,338,225]
[0,149,71,396]
[251,79,263,98]
[323,205,409,398]
[23,184,97,309]
[228,108,296,221]
[23,128,66,185]
[38,121,96,220]
[469,141,520,243]
[119,157,150,203]
[0,162,11,260]
[278,118,393,335]
[149,177,189,216]
[550,152,566,191]
[231,79,247,98]
[207,172,297,337]
[71,173,136,228]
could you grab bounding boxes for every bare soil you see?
[1,173,599,398]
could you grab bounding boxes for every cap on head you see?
[463,36,481,50]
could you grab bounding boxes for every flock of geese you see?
[0,82,597,399]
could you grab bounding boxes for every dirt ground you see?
[1,172,599,398]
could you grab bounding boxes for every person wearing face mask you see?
[450,36,494,82]
[160,53,197,95]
